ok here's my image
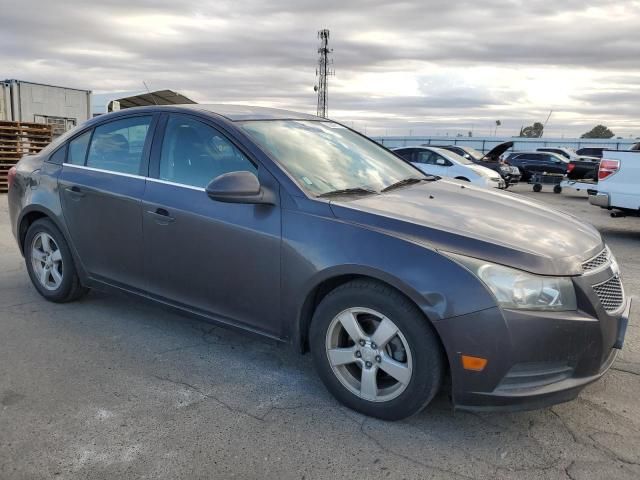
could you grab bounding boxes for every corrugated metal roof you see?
[184,104,321,121]
[108,90,196,111]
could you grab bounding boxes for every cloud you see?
[1,0,639,136]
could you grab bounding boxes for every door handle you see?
[65,186,85,198]
[146,208,175,224]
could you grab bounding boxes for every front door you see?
[142,114,282,336]
[413,150,450,177]
[58,114,156,290]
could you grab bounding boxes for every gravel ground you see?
[1,184,639,480]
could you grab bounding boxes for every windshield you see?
[462,147,484,161]
[433,148,473,165]
[240,120,425,196]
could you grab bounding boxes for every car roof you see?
[160,104,321,121]
[512,151,568,159]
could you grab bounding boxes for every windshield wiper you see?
[381,176,437,192]
[317,187,379,198]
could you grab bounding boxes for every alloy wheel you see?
[325,307,413,402]
[31,232,63,291]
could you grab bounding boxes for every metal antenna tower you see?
[314,29,334,118]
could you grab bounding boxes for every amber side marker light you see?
[461,355,488,372]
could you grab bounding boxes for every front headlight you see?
[447,254,577,311]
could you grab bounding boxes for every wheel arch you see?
[17,206,62,255]
[17,206,81,278]
[296,266,443,354]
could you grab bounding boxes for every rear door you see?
[57,114,157,290]
[141,113,282,336]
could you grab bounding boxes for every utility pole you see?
[541,110,553,138]
[314,29,334,118]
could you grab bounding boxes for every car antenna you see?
[143,81,159,105]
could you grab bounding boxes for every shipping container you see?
[0,79,91,137]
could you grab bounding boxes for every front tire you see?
[310,280,444,420]
[24,218,88,303]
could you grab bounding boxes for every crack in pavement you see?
[152,374,266,421]
[550,408,579,444]
[564,460,577,480]
[355,415,479,480]
[551,405,640,471]
[151,374,328,423]
[611,366,640,377]
[588,432,640,467]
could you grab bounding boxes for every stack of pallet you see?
[0,121,53,193]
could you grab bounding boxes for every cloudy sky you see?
[2,0,639,138]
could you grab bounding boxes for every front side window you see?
[395,149,414,162]
[160,116,256,188]
[240,120,424,196]
[85,116,152,174]
[67,130,92,165]
[415,151,436,164]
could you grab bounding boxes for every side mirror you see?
[205,171,275,205]
[436,158,447,166]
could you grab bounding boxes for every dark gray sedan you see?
[7,105,631,420]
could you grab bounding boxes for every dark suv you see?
[7,105,630,420]
[505,151,568,181]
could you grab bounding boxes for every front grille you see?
[582,248,610,272]
[593,275,625,313]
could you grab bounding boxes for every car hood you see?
[481,141,513,162]
[329,180,603,276]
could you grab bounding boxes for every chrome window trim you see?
[64,163,145,180]
[146,177,206,192]
[63,163,206,192]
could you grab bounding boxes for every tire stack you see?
[0,121,53,193]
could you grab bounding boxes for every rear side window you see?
[86,116,152,175]
[48,146,67,165]
[67,130,92,165]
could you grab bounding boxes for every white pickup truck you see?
[589,150,640,214]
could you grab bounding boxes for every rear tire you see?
[533,184,542,192]
[309,279,444,420]
[24,218,88,303]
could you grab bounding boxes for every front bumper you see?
[502,173,521,185]
[589,192,610,208]
[433,267,631,412]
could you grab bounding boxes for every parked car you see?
[535,148,600,180]
[438,142,521,187]
[576,147,606,158]
[393,146,505,189]
[505,151,569,181]
[589,150,640,215]
[7,105,630,420]
[536,147,580,160]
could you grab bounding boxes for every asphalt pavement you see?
[1,184,639,479]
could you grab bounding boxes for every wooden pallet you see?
[0,121,53,193]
